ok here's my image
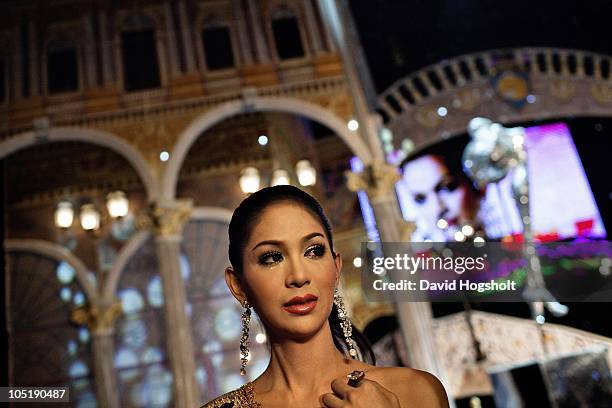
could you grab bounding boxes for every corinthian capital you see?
[144,199,193,238]
[71,301,122,333]
[346,160,401,200]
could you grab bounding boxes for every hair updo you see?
[228,185,375,364]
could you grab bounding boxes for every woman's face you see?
[227,201,341,342]
[402,155,467,227]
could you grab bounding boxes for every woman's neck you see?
[256,321,351,399]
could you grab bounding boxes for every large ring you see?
[347,370,366,387]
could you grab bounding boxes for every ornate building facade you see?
[3,1,611,407]
[1,1,400,407]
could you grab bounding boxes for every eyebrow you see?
[251,232,325,251]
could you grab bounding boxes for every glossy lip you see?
[282,294,318,315]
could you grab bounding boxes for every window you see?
[7,253,97,406]
[202,25,234,70]
[113,237,173,407]
[181,219,269,401]
[121,15,161,91]
[272,8,304,60]
[47,40,78,94]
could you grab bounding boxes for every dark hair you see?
[228,185,375,364]
[399,135,484,197]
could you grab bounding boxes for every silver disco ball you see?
[462,117,524,189]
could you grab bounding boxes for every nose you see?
[435,193,449,219]
[285,256,311,288]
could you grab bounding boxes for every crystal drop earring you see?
[239,300,251,376]
[334,288,357,358]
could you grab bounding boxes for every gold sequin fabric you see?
[202,382,262,408]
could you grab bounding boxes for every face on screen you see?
[401,155,466,234]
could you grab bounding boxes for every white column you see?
[177,1,196,72]
[151,200,198,408]
[98,10,114,86]
[346,162,453,406]
[303,0,323,55]
[72,301,122,408]
[320,0,452,404]
[28,19,39,96]
[246,0,270,62]
[83,13,98,88]
[163,2,180,77]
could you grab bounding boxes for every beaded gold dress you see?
[202,382,261,408]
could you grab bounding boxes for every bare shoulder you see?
[365,366,449,408]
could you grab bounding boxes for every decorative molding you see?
[4,238,99,303]
[71,301,122,334]
[147,199,193,238]
[434,310,612,398]
[377,47,612,153]
[591,83,612,104]
[162,94,370,199]
[549,79,576,102]
[346,160,400,200]
[0,126,160,201]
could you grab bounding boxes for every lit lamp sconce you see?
[106,191,129,218]
[240,161,316,193]
[79,204,101,231]
[271,169,290,186]
[239,167,261,194]
[296,160,316,186]
[55,190,130,232]
[54,201,74,229]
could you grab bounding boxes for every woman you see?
[204,185,448,407]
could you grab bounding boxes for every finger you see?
[321,392,344,408]
[356,378,381,389]
[330,377,353,398]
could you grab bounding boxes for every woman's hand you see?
[320,375,401,408]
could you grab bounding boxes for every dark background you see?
[350,0,612,93]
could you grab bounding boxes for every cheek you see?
[317,259,339,299]
[441,188,466,215]
[241,270,281,308]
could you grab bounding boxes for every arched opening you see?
[2,136,155,406]
[163,96,372,199]
[0,127,159,201]
[172,110,373,400]
[112,235,173,407]
[4,141,148,273]
[5,246,97,406]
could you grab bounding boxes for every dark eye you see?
[259,251,283,265]
[413,193,427,204]
[436,178,459,193]
[306,244,326,258]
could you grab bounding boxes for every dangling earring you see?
[240,300,251,376]
[334,288,357,358]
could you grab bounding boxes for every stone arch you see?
[104,206,233,301]
[103,229,151,303]
[162,96,372,199]
[191,206,233,223]
[377,47,612,152]
[0,126,159,200]
[5,239,98,303]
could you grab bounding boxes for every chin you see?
[280,315,327,339]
